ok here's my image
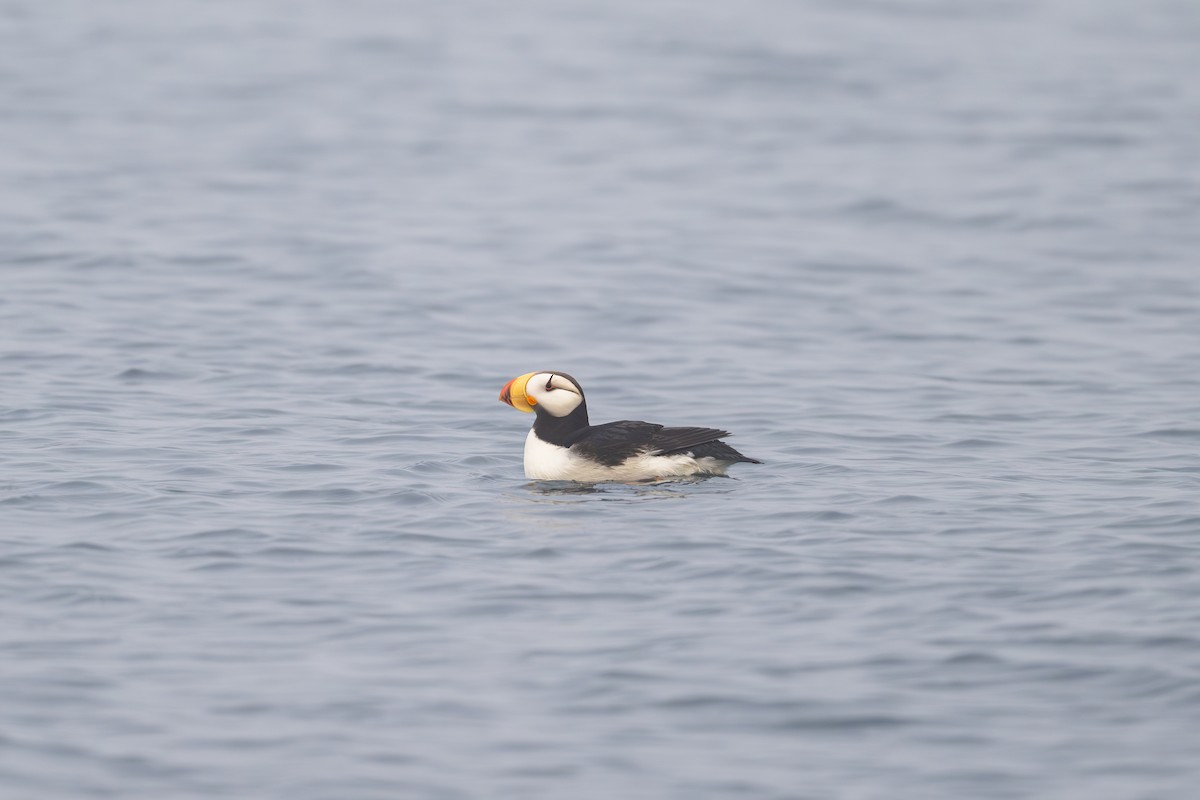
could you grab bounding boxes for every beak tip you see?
[499,378,517,408]
[499,374,536,413]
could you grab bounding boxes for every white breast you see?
[522,428,730,482]
[523,428,582,480]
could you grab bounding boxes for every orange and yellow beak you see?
[499,372,538,413]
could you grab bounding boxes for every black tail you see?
[673,439,761,464]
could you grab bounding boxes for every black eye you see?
[545,377,555,391]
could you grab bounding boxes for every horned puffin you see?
[499,371,761,482]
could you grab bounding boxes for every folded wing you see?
[568,421,758,467]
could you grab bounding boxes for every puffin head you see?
[499,371,585,418]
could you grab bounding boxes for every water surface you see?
[3,1,1200,798]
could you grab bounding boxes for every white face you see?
[524,372,584,417]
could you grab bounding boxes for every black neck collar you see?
[532,403,589,447]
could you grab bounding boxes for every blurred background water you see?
[2,0,1199,797]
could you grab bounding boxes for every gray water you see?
[3,1,1200,798]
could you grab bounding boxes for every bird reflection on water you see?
[518,476,739,501]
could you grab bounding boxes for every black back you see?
[567,421,761,467]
